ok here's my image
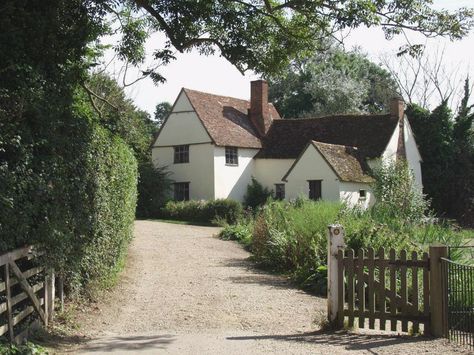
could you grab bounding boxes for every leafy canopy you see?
[104,0,474,82]
[267,42,399,118]
[406,78,474,226]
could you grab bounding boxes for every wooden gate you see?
[0,246,55,344]
[336,247,430,333]
[327,225,448,336]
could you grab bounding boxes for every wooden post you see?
[4,264,14,342]
[58,276,64,312]
[328,224,345,324]
[45,270,55,323]
[429,244,448,337]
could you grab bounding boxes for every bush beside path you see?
[60,221,467,354]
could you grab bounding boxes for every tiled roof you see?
[184,88,281,148]
[312,141,374,183]
[256,114,398,159]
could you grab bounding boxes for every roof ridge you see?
[311,140,358,150]
[183,88,250,104]
[184,88,279,110]
[276,113,392,121]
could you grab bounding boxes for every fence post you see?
[429,244,448,337]
[327,224,345,324]
[45,270,55,324]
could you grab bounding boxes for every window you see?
[359,189,367,199]
[308,180,322,200]
[275,184,285,200]
[225,146,238,165]
[174,182,190,201]
[174,145,189,164]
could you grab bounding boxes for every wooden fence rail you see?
[0,246,54,344]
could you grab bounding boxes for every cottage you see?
[151,80,422,207]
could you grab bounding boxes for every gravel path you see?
[65,220,469,354]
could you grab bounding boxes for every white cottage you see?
[152,80,422,207]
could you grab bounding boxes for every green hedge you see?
[162,199,243,224]
[71,125,137,292]
[0,121,137,296]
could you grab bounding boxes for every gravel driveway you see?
[66,220,468,354]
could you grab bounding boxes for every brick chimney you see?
[249,80,272,136]
[390,96,405,121]
[391,97,407,159]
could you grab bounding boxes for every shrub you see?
[60,125,138,295]
[136,161,171,218]
[243,177,272,209]
[219,197,474,295]
[162,199,243,224]
[220,221,254,249]
[371,160,429,223]
[0,122,138,297]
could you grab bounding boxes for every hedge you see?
[0,121,137,296]
[162,199,243,224]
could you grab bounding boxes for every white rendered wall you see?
[339,182,374,209]
[404,118,423,189]
[153,92,211,147]
[382,124,400,163]
[152,143,215,200]
[254,159,294,193]
[214,147,259,201]
[284,145,340,201]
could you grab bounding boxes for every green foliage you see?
[406,80,474,227]
[81,73,157,163]
[371,160,429,223]
[0,0,138,296]
[243,177,272,210]
[220,217,254,250]
[104,1,474,79]
[78,73,173,222]
[0,342,47,355]
[162,199,243,225]
[65,125,137,294]
[267,42,399,118]
[136,161,172,218]
[154,102,172,128]
[219,199,472,295]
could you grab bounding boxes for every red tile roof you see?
[257,114,398,159]
[179,88,399,183]
[312,141,374,183]
[184,88,281,149]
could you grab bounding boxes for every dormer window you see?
[174,145,189,164]
[225,147,238,166]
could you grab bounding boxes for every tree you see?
[154,102,172,128]
[97,1,474,85]
[406,79,474,226]
[79,73,173,218]
[267,44,398,118]
[380,46,470,110]
[80,73,157,162]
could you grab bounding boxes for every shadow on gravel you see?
[222,258,310,293]
[227,330,433,352]
[228,274,294,289]
[79,334,176,352]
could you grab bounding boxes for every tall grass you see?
[219,199,473,294]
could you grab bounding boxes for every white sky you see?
[114,0,474,115]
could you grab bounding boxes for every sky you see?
[109,0,474,116]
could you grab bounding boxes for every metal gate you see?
[441,247,474,350]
